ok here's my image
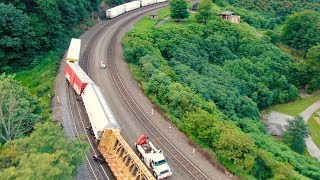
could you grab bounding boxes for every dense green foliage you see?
[216,0,320,27]
[149,22,298,119]
[170,0,189,21]
[282,10,320,55]
[0,122,88,179]
[293,48,320,93]
[0,75,45,143]
[213,0,320,93]
[0,0,101,72]
[0,0,97,178]
[195,0,213,24]
[282,116,309,154]
[123,8,320,178]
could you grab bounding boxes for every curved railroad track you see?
[79,3,212,180]
[67,81,113,180]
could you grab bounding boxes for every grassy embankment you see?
[308,112,320,148]
[261,92,320,151]
[261,93,320,116]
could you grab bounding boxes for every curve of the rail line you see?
[53,3,234,180]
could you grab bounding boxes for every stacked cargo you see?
[81,83,120,140]
[106,5,126,19]
[140,0,156,7]
[124,1,141,12]
[65,62,93,95]
[66,38,81,63]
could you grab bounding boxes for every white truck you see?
[136,136,172,179]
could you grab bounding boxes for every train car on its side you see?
[65,62,93,95]
[81,83,121,140]
[124,1,141,12]
[140,0,157,7]
[66,38,81,63]
[106,5,126,19]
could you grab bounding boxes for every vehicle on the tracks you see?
[65,62,93,95]
[135,134,172,179]
[66,38,81,63]
[100,60,106,69]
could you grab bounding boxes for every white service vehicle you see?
[136,135,172,179]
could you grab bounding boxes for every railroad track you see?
[66,81,113,180]
[77,3,213,180]
[104,4,211,180]
[65,5,171,180]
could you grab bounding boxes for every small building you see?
[150,13,158,20]
[219,11,240,23]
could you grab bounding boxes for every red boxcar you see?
[65,62,93,95]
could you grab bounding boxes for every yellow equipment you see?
[99,129,155,180]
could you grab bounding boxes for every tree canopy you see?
[0,74,44,143]
[195,0,213,24]
[170,0,189,21]
[0,122,88,179]
[282,10,320,55]
[282,116,309,154]
[0,3,37,72]
[0,0,101,72]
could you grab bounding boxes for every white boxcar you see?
[66,38,81,63]
[82,83,120,140]
[156,0,167,3]
[106,5,126,19]
[124,1,141,12]
[140,0,156,7]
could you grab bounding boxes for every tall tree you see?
[282,116,309,154]
[0,74,43,143]
[282,10,320,56]
[195,0,213,24]
[170,0,189,22]
[0,3,37,72]
[0,122,88,179]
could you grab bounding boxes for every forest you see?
[0,0,102,178]
[123,0,320,178]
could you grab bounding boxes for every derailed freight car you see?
[124,1,141,12]
[65,62,93,95]
[106,5,126,19]
[66,38,81,63]
[81,83,120,139]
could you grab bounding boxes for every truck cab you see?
[136,135,172,179]
[148,153,172,179]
